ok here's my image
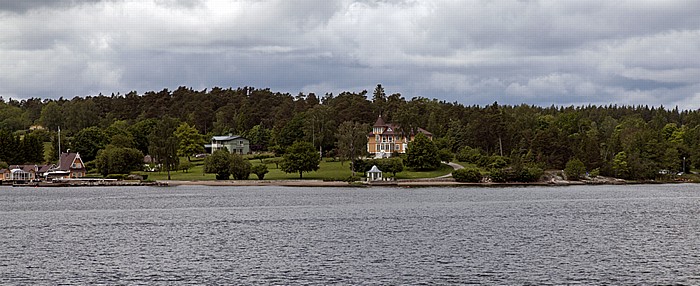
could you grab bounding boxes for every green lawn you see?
[137,157,455,181]
[393,163,454,179]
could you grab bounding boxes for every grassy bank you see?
[136,157,454,181]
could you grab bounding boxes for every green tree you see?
[612,151,630,179]
[564,158,586,181]
[281,141,320,179]
[335,121,369,176]
[39,101,63,131]
[275,113,306,149]
[246,124,272,151]
[376,157,403,178]
[230,153,251,180]
[405,133,440,170]
[129,119,157,155]
[204,149,233,180]
[174,122,205,161]
[73,126,108,162]
[149,117,180,180]
[251,164,269,180]
[106,120,135,148]
[305,105,335,158]
[21,133,44,164]
[0,129,13,163]
[372,84,387,115]
[95,146,144,176]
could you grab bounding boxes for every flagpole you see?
[58,126,61,160]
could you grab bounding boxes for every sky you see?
[2,0,700,108]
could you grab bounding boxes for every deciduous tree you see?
[174,122,205,161]
[405,133,440,171]
[149,117,179,180]
[281,141,320,179]
[335,121,369,176]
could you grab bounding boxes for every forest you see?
[1,84,699,181]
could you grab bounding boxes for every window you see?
[395,144,400,150]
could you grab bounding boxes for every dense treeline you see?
[1,84,699,180]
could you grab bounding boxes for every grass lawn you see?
[393,163,454,179]
[137,157,456,181]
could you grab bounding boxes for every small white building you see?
[367,165,383,181]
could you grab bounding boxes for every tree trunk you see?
[350,145,356,177]
[299,171,303,179]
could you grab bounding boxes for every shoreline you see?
[157,178,692,188]
[4,178,691,188]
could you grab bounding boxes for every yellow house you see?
[367,115,432,158]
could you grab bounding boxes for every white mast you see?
[58,126,61,160]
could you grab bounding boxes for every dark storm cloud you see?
[2,0,700,108]
[0,0,104,13]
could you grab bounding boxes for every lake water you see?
[1,184,700,285]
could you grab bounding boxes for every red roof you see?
[373,115,386,127]
[369,115,432,137]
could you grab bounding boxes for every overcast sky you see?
[2,0,700,108]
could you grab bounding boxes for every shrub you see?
[204,149,232,180]
[453,167,482,183]
[565,158,586,181]
[489,167,517,183]
[251,164,269,180]
[488,156,509,169]
[438,149,454,162]
[230,154,252,180]
[516,165,544,182]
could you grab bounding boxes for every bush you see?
[251,164,269,180]
[456,146,484,165]
[565,158,586,180]
[438,149,454,162]
[253,154,273,163]
[204,149,233,180]
[516,165,544,182]
[230,154,252,180]
[489,167,517,183]
[488,156,509,169]
[453,168,482,183]
[180,161,193,172]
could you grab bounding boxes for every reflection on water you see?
[1,185,700,285]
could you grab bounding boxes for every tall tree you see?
[40,101,63,131]
[335,121,369,176]
[305,105,335,158]
[372,84,387,116]
[149,117,180,180]
[174,122,205,161]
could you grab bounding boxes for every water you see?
[1,184,700,285]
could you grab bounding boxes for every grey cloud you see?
[2,0,700,109]
[0,0,104,13]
